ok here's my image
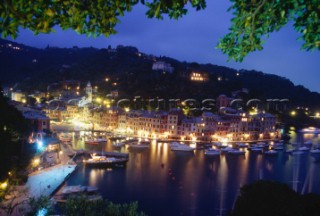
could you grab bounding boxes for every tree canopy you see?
[230,180,320,216]
[0,0,319,61]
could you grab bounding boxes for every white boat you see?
[272,146,284,150]
[236,143,248,148]
[256,142,269,148]
[292,150,304,155]
[304,140,313,145]
[227,149,245,155]
[298,146,310,151]
[171,144,195,152]
[112,142,125,147]
[250,148,263,152]
[248,145,263,152]
[220,146,235,153]
[83,155,128,167]
[264,150,278,155]
[310,149,320,154]
[286,149,294,153]
[204,148,220,156]
[170,142,181,148]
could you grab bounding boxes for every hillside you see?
[1,38,320,110]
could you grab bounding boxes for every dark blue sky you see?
[11,1,320,93]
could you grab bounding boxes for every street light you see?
[0,182,7,189]
[96,97,102,103]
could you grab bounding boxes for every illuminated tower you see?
[85,81,92,103]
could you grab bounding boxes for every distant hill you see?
[1,38,320,110]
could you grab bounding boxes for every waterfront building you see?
[45,107,64,122]
[59,105,79,121]
[22,110,50,132]
[92,107,119,130]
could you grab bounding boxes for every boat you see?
[310,149,320,154]
[248,144,256,149]
[298,146,310,151]
[304,140,313,145]
[83,155,129,167]
[124,138,139,144]
[291,150,305,155]
[112,142,125,147]
[236,143,248,148]
[250,148,263,153]
[204,148,220,156]
[227,149,246,155]
[256,142,269,148]
[171,144,195,152]
[264,150,278,155]
[85,138,107,145]
[272,145,284,150]
[128,142,150,149]
[220,146,235,153]
[170,142,181,148]
[52,185,102,203]
[212,142,222,147]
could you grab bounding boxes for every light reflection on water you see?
[64,131,320,216]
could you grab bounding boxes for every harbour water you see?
[64,129,320,216]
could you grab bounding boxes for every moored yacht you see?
[85,138,107,145]
[298,146,310,151]
[171,144,195,152]
[236,143,248,148]
[83,155,128,167]
[204,148,220,156]
[112,141,125,147]
[227,149,245,155]
[310,149,320,154]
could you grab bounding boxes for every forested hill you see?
[1,38,319,109]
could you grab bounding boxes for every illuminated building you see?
[190,72,208,82]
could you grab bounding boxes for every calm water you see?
[64,130,320,216]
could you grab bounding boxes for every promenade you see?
[27,164,76,198]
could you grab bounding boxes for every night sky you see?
[10,1,320,93]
